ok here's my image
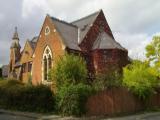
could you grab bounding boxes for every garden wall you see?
[86,87,160,116]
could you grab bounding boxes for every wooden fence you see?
[86,87,160,116]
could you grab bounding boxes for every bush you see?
[123,61,159,99]
[0,80,55,113]
[92,71,122,91]
[56,83,93,116]
[49,53,88,89]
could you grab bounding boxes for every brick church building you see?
[8,10,129,85]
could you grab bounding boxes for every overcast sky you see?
[0,0,160,66]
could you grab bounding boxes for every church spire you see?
[10,27,21,49]
[12,27,19,40]
[9,27,21,79]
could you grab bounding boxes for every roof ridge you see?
[51,16,77,28]
[30,36,38,43]
[71,10,101,23]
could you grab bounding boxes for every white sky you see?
[0,0,160,65]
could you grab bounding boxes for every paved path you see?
[103,112,160,120]
[0,109,160,120]
[0,112,35,120]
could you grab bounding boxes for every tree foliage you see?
[49,53,88,89]
[146,36,160,67]
[92,71,122,91]
[123,61,159,99]
[49,53,94,116]
[56,83,93,116]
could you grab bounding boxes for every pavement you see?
[103,112,160,120]
[0,109,160,120]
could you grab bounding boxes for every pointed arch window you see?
[48,55,52,69]
[42,46,53,82]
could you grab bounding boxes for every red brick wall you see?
[32,15,65,85]
[20,41,33,83]
[86,87,160,116]
[91,49,128,74]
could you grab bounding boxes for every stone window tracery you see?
[42,46,53,82]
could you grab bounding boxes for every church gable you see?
[32,15,67,85]
[72,10,100,44]
[20,40,34,64]
[19,40,34,83]
[33,15,66,58]
[77,10,115,51]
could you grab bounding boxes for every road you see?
[0,112,36,120]
[142,114,160,120]
[104,112,160,120]
[0,111,160,120]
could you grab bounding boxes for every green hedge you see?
[0,80,55,113]
[56,83,93,116]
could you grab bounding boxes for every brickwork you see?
[92,49,128,74]
[32,15,65,85]
[20,41,34,83]
[79,10,114,51]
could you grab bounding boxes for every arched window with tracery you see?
[42,46,53,82]
[48,55,52,69]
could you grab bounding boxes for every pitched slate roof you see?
[71,10,100,44]
[29,37,38,50]
[92,32,126,51]
[32,10,126,52]
[14,62,21,67]
[51,17,80,50]
[31,36,38,43]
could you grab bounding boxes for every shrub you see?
[0,80,55,113]
[123,61,159,99]
[56,83,93,116]
[49,53,88,89]
[92,71,122,91]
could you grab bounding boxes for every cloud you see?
[0,0,160,65]
[0,0,45,65]
[21,0,160,35]
[115,32,151,60]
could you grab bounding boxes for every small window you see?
[28,62,32,72]
[103,51,112,63]
[22,63,27,73]
[45,26,50,35]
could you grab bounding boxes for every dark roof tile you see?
[51,17,80,50]
[92,32,127,51]
[71,10,100,44]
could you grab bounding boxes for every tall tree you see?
[146,36,160,65]
[145,36,160,76]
